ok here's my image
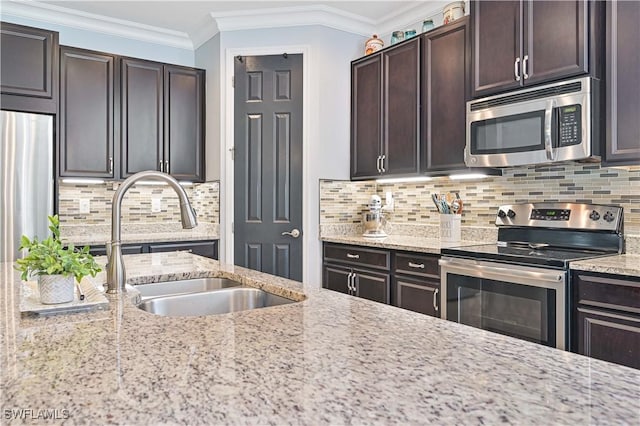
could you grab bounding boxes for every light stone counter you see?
[1,252,639,425]
[571,254,640,278]
[60,223,219,246]
[321,234,487,254]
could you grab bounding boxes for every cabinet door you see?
[422,17,469,172]
[351,54,382,179]
[383,38,420,176]
[0,22,58,113]
[164,65,205,182]
[471,0,522,97]
[59,47,115,178]
[121,58,163,178]
[394,276,439,317]
[355,270,390,304]
[576,307,640,370]
[323,265,351,295]
[604,0,640,166]
[148,240,217,259]
[523,1,588,86]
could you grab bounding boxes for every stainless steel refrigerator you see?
[0,110,54,262]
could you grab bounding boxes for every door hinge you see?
[229,146,235,160]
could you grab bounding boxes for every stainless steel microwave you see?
[465,77,601,168]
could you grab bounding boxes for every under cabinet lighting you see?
[448,173,490,180]
[376,176,433,184]
[61,178,105,185]
[134,180,194,186]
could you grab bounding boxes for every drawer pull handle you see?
[433,288,439,312]
[408,262,425,269]
[346,253,360,259]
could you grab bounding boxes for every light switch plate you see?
[151,198,161,213]
[79,199,90,214]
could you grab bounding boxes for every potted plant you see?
[15,215,101,304]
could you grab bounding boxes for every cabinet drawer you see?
[323,243,390,270]
[574,272,640,315]
[394,252,439,278]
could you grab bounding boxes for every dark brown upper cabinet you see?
[121,59,205,182]
[120,58,164,178]
[59,46,117,178]
[163,65,205,182]
[471,0,601,98]
[421,16,470,172]
[0,22,59,114]
[351,37,420,180]
[603,0,640,166]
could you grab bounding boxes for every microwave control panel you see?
[557,105,581,147]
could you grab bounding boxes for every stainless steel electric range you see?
[440,202,624,350]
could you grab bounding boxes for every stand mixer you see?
[362,195,387,238]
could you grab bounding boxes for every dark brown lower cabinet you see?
[89,239,218,260]
[392,251,440,317]
[323,263,390,304]
[572,271,640,369]
[394,276,439,317]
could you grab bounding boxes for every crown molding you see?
[0,0,194,50]
[1,1,455,52]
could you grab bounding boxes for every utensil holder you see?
[440,214,461,242]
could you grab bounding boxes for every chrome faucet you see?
[105,170,198,294]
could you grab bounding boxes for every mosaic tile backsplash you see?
[320,163,640,236]
[58,181,220,226]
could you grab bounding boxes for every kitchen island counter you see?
[1,252,639,425]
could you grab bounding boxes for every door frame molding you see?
[222,45,311,282]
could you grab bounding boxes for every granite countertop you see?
[2,252,639,425]
[320,234,487,254]
[571,254,640,277]
[60,223,219,246]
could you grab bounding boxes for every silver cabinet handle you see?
[347,272,354,293]
[380,154,386,173]
[350,273,357,293]
[159,161,164,172]
[433,288,439,312]
[376,155,382,173]
[281,228,301,238]
[522,55,529,80]
[346,253,360,259]
[165,160,169,174]
[408,262,425,269]
[514,57,521,81]
[109,157,113,174]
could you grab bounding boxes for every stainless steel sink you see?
[138,287,296,317]
[135,277,243,301]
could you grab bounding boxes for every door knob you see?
[281,228,301,238]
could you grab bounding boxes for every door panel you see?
[524,0,587,85]
[121,58,163,177]
[472,0,522,97]
[234,54,303,281]
[59,47,114,178]
[323,265,351,295]
[355,271,390,304]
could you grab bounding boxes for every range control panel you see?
[496,203,623,232]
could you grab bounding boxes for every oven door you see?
[439,257,567,349]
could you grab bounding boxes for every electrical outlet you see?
[79,199,90,214]
[151,198,161,213]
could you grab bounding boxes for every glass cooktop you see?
[441,243,613,269]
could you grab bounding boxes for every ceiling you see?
[1,1,448,49]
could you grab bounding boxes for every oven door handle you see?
[544,99,556,161]
[439,258,564,285]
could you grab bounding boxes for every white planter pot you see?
[38,275,74,304]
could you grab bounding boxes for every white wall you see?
[195,34,221,181]
[216,25,364,286]
[0,15,194,65]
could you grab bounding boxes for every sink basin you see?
[138,287,296,317]
[135,277,243,301]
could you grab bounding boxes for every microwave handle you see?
[544,99,556,161]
